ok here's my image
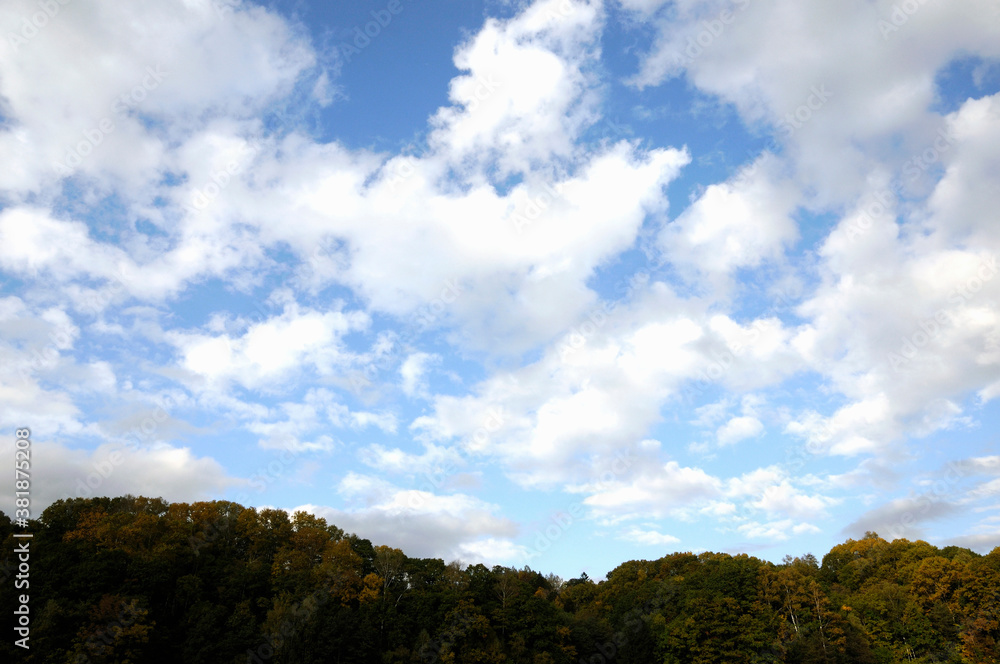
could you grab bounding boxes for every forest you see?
[2,496,997,664]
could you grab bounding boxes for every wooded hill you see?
[2,496,997,663]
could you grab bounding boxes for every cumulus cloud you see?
[0,0,314,196]
[717,416,763,446]
[400,352,439,397]
[584,461,723,517]
[0,438,236,515]
[619,525,681,546]
[943,529,1000,552]
[726,466,836,522]
[299,473,525,563]
[843,496,962,541]
[1,0,998,570]
[168,304,369,391]
[739,519,821,541]
[658,155,801,293]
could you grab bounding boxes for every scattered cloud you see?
[1,0,998,574]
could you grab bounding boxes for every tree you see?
[493,567,519,640]
[1,498,988,664]
[956,549,1000,664]
[65,595,155,664]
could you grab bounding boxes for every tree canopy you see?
[2,496,997,664]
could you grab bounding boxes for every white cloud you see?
[0,297,120,438]
[244,387,397,451]
[716,415,763,446]
[630,0,1000,220]
[616,0,670,18]
[739,519,821,541]
[400,352,439,397]
[658,155,801,292]
[619,525,680,546]
[168,304,369,390]
[725,465,836,521]
[943,528,1000,553]
[0,0,313,189]
[2,0,691,364]
[584,461,723,516]
[350,411,399,434]
[0,438,235,515]
[1,0,998,572]
[0,208,133,286]
[429,0,603,176]
[455,538,535,567]
[844,495,962,541]
[411,281,807,488]
[359,443,464,478]
[964,456,1000,475]
[299,472,522,562]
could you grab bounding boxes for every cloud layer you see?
[1,0,998,574]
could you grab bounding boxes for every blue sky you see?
[2,0,1000,580]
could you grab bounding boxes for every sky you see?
[1,0,999,581]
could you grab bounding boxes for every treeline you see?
[1,496,997,664]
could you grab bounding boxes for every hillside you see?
[2,496,998,663]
